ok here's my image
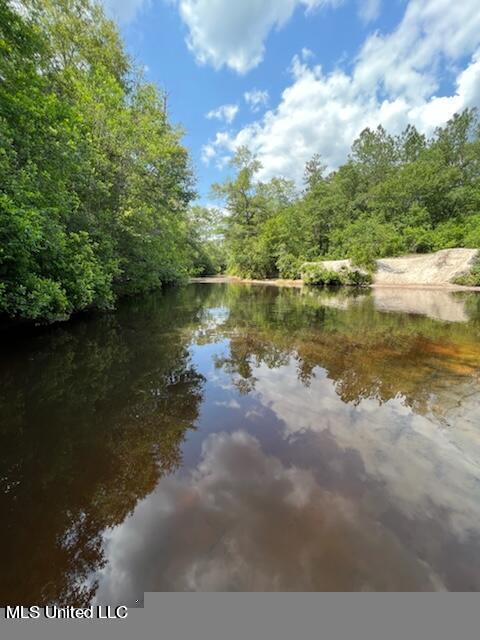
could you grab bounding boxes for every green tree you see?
[0,0,196,323]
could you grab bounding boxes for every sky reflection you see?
[1,284,480,602]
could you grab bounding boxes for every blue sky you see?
[101,0,480,203]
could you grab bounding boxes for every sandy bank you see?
[192,248,480,291]
[191,276,303,287]
[312,248,479,287]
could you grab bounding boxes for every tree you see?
[186,206,226,275]
[212,147,265,230]
[350,125,398,186]
[0,0,196,323]
[212,111,480,279]
[304,153,326,192]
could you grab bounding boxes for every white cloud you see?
[201,143,217,165]
[244,89,270,112]
[357,0,381,23]
[177,0,343,74]
[301,47,315,61]
[100,0,150,23]
[203,0,480,184]
[206,104,239,124]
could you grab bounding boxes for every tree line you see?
[0,0,201,323]
[205,110,480,281]
[2,0,479,325]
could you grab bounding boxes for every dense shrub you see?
[302,263,372,287]
[276,252,303,279]
[453,258,480,286]
[339,267,373,286]
[302,265,342,286]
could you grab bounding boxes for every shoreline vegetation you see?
[1,0,480,328]
[192,248,480,291]
[200,112,480,291]
[0,0,197,325]
[202,129,480,287]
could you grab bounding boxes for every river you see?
[1,283,480,602]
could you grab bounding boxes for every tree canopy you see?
[0,0,196,323]
[2,0,480,324]
[213,111,480,279]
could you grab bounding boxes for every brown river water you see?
[1,283,480,603]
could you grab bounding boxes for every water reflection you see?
[1,284,479,602]
[306,286,476,323]
[95,431,440,599]
[206,286,480,417]
[0,289,207,605]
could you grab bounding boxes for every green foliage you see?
[276,252,303,280]
[464,215,480,248]
[453,258,480,286]
[339,266,373,287]
[0,0,195,322]
[302,263,371,287]
[213,110,480,283]
[302,265,342,286]
[211,148,297,279]
[329,216,402,270]
[186,206,226,276]
[3,0,480,319]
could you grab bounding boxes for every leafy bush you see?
[302,263,372,287]
[453,258,480,286]
[464,214,480,248]
[302,264,343,286]
[276,252,303,279]
[430,219,470,251]
[329,216,402,271]
[339,266,373,286]
[0,276,70,322]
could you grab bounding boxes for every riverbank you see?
[192,248,480,291]
[192,276,303,287]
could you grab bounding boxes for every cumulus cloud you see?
[203,0,480,184]
[100,0,150,23]
[244,89,270,112]
[177,0,342,74]
[201,131,234,166]
[201,143,216,165]
[206,103,239,124]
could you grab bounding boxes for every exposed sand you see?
[191,248,480,291]
[191,276,303,287]
[316,248,479,287]
[375,248,479,285]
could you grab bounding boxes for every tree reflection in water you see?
[204,284,480,418]
[0,288,207,605]
[1,283,479,602]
